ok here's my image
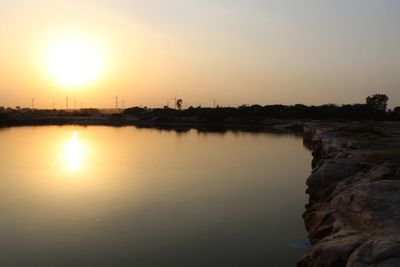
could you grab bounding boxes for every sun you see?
[47,38,104,87]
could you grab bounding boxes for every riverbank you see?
[299,122,400,266]
[0,113,306,133]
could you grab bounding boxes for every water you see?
[0,126,311,267]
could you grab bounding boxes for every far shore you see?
[0,114,307,134]
[1,102,399,133]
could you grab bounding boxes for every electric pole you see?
[113,96,119,109]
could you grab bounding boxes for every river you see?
[0,126,311,266]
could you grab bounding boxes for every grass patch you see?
[370,148,400,162]
[341,125,388,137]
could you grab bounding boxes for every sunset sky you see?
[1,0,399,109]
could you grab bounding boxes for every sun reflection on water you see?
[62,131,85,171]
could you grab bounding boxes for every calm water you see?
[0,126,311,267]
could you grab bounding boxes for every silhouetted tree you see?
[176,99,183,110]
[366,94,389,112]
[394,106,400,113]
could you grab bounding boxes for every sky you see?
[0,0,399,109]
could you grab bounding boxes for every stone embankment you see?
[299,122,400,267]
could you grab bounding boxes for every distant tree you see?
[366,94,389,112]
[176,99,183,110]
[394,106,400,113]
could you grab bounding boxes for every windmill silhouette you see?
[211,98,217,108]
[113,96,119,109]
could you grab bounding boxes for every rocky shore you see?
[299,122,400,267]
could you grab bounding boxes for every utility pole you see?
[113,96,119,109]
[31,98,35,109]
[74,99,77,110]
[52,102,55,110]
[66,97,69,110]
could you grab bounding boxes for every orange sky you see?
[1,0,399,109]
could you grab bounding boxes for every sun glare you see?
[47,38,103,87]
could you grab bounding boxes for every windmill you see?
[113,96,119,109]
[211,98,217,108]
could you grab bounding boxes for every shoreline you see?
[0,115,306,133]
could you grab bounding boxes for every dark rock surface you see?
[299,122,400,267]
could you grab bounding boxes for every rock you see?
[306,160,360,200]
[347,235,400,267]
[347,141,358,149]
[330,180,400,228]
[298,234,366,267]
[300,123,400,267]
[336,152,350,159]
[369,164,395,181]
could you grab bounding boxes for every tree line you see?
[1,94,399,122]
[123,94,400,122]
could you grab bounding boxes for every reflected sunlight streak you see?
[62,131,86,171]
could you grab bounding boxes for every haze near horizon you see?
[0,0,399,108]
